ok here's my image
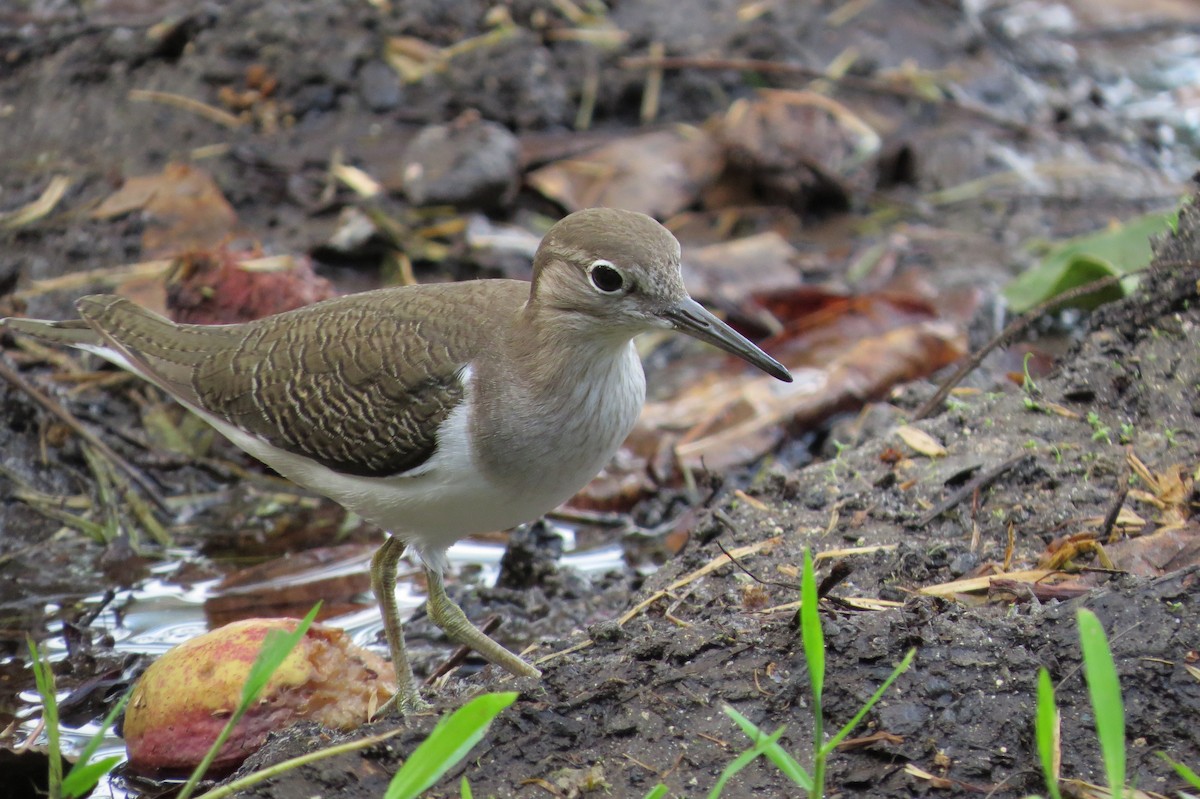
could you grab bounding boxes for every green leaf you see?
[641,785,670,799]
[1078,609,1125,799]
[799,549,825,703]
[461,776,474,799]
[62,756,124,798]
[240,606,320,707]
[384,692,518,799]
[1158,752,1200,789]
[706,725,786,799]
[1003,211,1176,313]
[28,638,63,799]
[724,705,812,790]
[62,688,132,798]
[1035,668,1063,799]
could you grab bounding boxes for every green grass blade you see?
[705,725,787,799]
[1158,753,1200,789]
[62,687,132,798]
[177,603,322,799]
[1035,668,1063,799]
[239,604,322,707]
[641,785,669,799]
[824,648,915,753]
[28,638,63,799]
[1077,609,1125,799]
[723,705,812,789]
[461,776,474,798]
[799,549,825,702]
[62,757,123,798]
[384,691,518,799]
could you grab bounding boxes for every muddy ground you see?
[2,1,1199,798]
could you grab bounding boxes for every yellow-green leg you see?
[370,536,429,715]
[425,567,542,679]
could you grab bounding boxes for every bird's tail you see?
[1,316,103,348]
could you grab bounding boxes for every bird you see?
[2,207,792,714]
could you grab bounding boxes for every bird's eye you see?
[588,260,626,294]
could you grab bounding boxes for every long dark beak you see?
[663,297,792,382]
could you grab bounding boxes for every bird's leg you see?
[370,536,430,715]
[424,567,542,679]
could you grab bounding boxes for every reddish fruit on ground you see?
[123,618,395,774]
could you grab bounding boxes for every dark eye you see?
[588,260,626,293]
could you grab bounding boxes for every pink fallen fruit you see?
[123,618,396,774]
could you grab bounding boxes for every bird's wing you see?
[74,284,526,477]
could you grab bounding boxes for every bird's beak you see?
[663,297,792,383]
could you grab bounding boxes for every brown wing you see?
[76,282,527,477]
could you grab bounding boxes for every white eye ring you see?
[587,259,627,294]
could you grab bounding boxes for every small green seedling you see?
[1087,412,1112,444]
[1034,668,1063,799]
[28,637,132,799]
[1035,609,1128,799]
[714,550,915,798]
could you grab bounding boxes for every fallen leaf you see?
[1003,210,1176,312]
[895,425,948,458]
[91,163,239,258]
[527,126,723,218]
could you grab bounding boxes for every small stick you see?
[913,266,1162,421]
[1099,465,1130,543]
[0,356,170,514]
[128,88,244,129]
[424,615,502,685]
[915,453,1032,527]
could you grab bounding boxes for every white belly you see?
[198,350,646,573]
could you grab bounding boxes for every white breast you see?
[196,348,646,574]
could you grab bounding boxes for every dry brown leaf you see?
[1098,523,1200,577]
[895,425,948,458]
[717,88,878,211]
[918,570,1061,597]
[91,163,238,258]
[526,126,722,218]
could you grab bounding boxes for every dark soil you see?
[2,1,1199,798]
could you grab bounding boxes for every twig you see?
[0,356,170,514]
[128,88,244,129]
[536,536,782,667]
[716,539,794,589]
[912,266,1156,421]
[1099,462,1131,543]
[425,615,501,685]
[618,54,1033,134]
[915,453,1033,527]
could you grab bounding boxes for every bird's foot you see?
[375,685,432,718]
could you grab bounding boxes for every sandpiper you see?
[3,207,792,713]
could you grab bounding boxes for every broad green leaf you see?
[384,692,518,799]
[62,756,124,798]
[1003,211,1176,313]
